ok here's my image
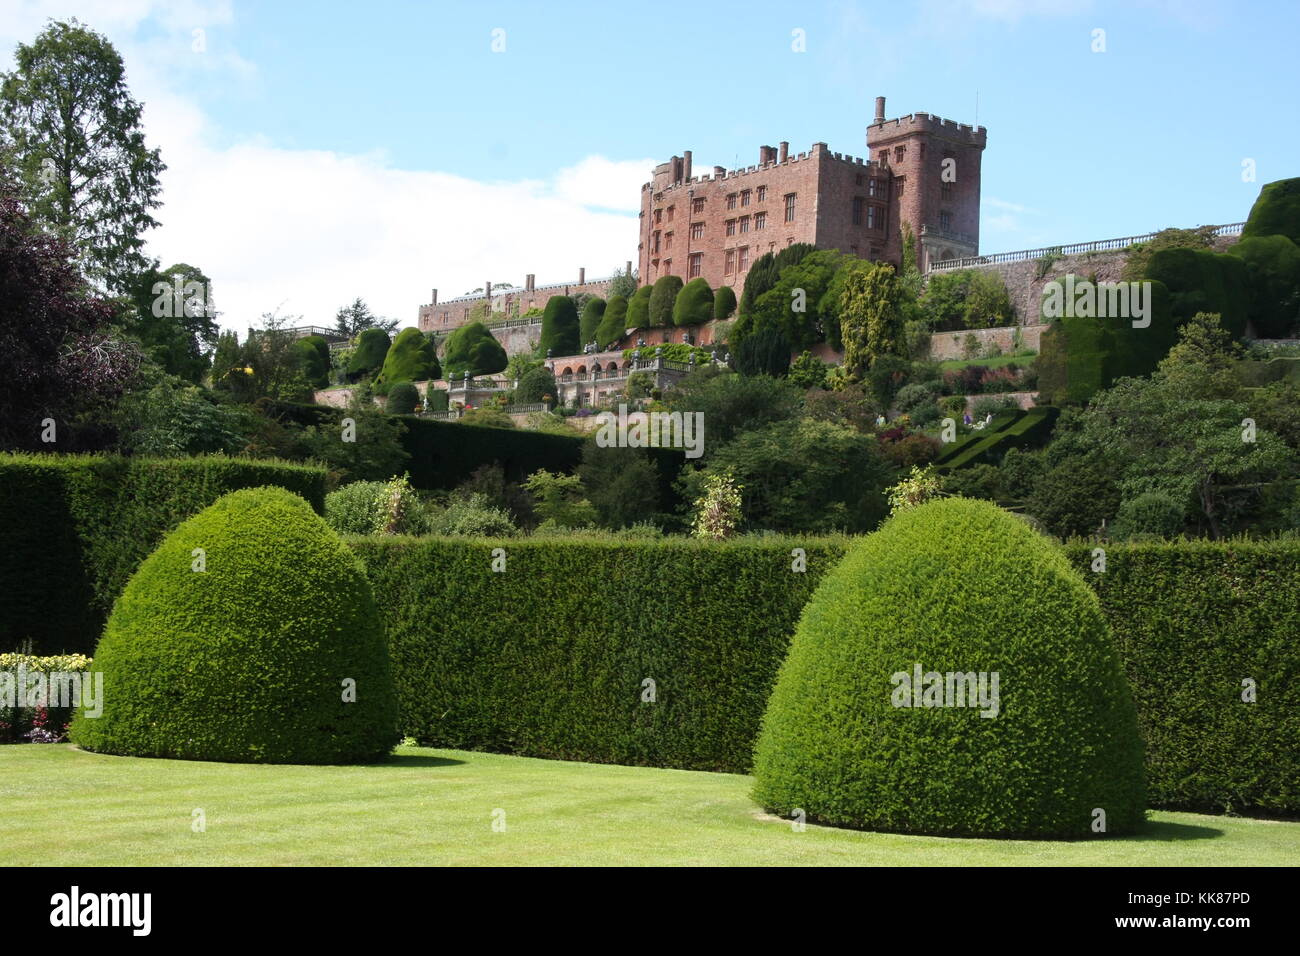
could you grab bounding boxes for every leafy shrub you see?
[788,351,830,389]
[680,418,891,533]
[1065,538,1300,814]
[648,275,683,328]
[894,382,940,415]
[1112,492,1184,540]
[459,406,515,428]
[732,325,791,377]
[753,497,1145,837]
[524,469,596,529]
[970,395,1019,419]
[878,432,941,469]
[428,493,518,537]
[515,366,557,405]
[386,382,420,415]
[942,462,1006,502]
[1025,454,1121,538]
[70,487,399,763]
[426,388,449,412]
[0,454,327,655]
[325,476,428,536]
[578,439,661,529]
[1144,248,1249,339]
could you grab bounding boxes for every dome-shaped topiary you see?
[71,487,399,764]
[752,497,1145,838]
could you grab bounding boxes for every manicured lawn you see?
[937,353,1036,371]
[3,744,1297,866]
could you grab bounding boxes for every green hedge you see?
[0,454,327,655]
[353,536,847,772]
[353,534,1300,815]
[1065,538,1300,815]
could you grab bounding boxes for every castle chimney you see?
[713,165,725,178]
[759,145,773,164]
[485,281,492,302]
[683,150,692,181]
[578,267,585,284]
[431,288,438,306]
[526,274,534,292]
[625,260,632,275]
[671,155,683,183]
[778,141,788,163]
[874,96,886,125]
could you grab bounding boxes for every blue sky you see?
[2,0,1296,330]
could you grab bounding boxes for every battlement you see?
[641,142,881,195]
[867,111,987,146]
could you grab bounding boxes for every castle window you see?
[665,231,673,250]
[726,193,737,210]
[691,221,704,240]
[940,211,952,232]
[866,205,877,229]
[757,185,767,202]
[784,193,797,222]
[856,174,864,186]
[667,205,675,222]
[689,253,703,278]
[941,182,953,201]
[738,246,750,271]
[852,197,864,225]
[741,190,751,207]
[739,216,750,234]
[867,178,879,198]
[653,231,660,254]
[726,219,736,237]
[724,249,736,275]
[664,259,672,275]
[654,208,662,224]
[896,178,905,198]
[879,150,889,165]
[894,146,906,163]
[692,198,705,214]
[755,212,766,230]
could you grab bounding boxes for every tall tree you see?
[0,183,141,449]
[123,261,218,383]
[334,297,399,338]
[839,261,905,378]
[0,19,165,292]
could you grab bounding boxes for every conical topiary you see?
[71,486,399,763]
[753,496,1145,838]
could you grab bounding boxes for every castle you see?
[417,96,987,339]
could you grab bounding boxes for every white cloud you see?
[0,1,648,333]
[552,155,655,213]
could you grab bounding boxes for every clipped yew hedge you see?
[0,454,327,655]
[352,535,847,771]
[753,498,1145,838]
[71,487,398,763]
[1065,538,1300,816]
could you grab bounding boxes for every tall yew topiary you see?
[596,294,629,348]
[648,275,683,328]
[70,487,400,764]
[377,326,440,389]
[626,285,653,329]
[579,296,606,346]
[753,496,1145,838]
[713,285,737,320]
[673,278,714,326]
[539,295,580,356]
